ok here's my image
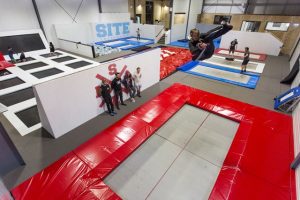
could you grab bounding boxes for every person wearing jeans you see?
[134,67,142,97]
[100,80,116,116]
[111,72,126,109]
[122,71,136,102]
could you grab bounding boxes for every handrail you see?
[289,36,300,61]
[57,38,93,47]
[156,27,165,38]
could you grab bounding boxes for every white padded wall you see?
[101,0,128,13]
[220,30,283,56]
[186,0,203,38]
[171,0,189,42]
[0,0,40,31]
[35,0,99,45]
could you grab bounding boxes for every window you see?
[265,22,290,31]
[240,21,261,32]
[213,15,231,24]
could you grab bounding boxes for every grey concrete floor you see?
[1,54,291,191]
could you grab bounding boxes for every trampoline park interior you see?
[1,1,300,200]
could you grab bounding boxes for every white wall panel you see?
[203,6,217,13]
[215,6,232,13]
[34,48,161,138]
[230,6,245,14]
[186,0,203,38]
[220,30,283,56]
[101,0,128,13]
[0,0,40,31]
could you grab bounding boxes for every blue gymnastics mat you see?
[169,38,220,49]
[95,37,154,50]
[169,41,189,48]
[178,61,260,89]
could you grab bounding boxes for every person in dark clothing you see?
[7,47,16,63]
[241,47,250,73]
[19,51,26,62]
[136,28,141,41]
[189,22,233,61]
[229,39,238,55]
[49,42,55,56]
[100,80,116,116]
[111,72,126,110]
[122,71,136,102]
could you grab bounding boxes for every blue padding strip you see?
[198,61,260,77]
[179,61,260,89]
[120,42,154,50]
[169,41,189,48]
[274,86,300,109]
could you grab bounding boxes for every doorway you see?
[135,14,142,24]
[146,1,154,24]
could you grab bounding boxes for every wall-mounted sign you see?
[95,22,130,41]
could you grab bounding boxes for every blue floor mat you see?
[178,61,260,89]
[169,41,189,48]
[95,37,154,51]
[169,37,220,49]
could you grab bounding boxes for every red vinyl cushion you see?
[0,51,15,70]
[11,83,296,200]
[160,47,192,80]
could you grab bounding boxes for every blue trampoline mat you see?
[169,38,220,49]
[95,36,154,50]
[179,61,260,89]
[169,41,189,48]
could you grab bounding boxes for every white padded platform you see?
[126,38,151,43]
[190,65,251,84]
[0,50,99,136]
[103,40,125,46]
[205,55,265,73]
[118,44,135,49]
[218,49,261,59]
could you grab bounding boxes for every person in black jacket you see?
[229,39,238,55]
[189,21,233,61]
[49,42,56,56]
[100,80,116,116]
[241,47,250,73]
[122,71,136,102]
[111,72,126,110]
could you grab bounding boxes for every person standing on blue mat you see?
[241,47,250,73]
[136,28,141,41]
[99,80,116,116]
[229,39,238,56]
[189,21,233,61]
[112,72,127,110]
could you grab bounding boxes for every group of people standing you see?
[99,67,142,116]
